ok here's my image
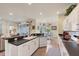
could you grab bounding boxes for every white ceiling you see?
[0,3,71,22]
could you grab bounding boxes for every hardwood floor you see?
[32,47,46,56]
[32,39,61,56]
[46,39,61,56]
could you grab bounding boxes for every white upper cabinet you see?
[63,16,72,31]
[63,4,79,31]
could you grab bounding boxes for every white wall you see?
[57,15,66,34]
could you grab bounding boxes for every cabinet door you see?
[8,44,18,56]
[22,44,29,56]
[28,38,39,55]
[33,38,39,52]
[40,37,47,47]
[18,43,30,56]
[35,38,39,49]
[33,40,37,51]
[18,38,39,56]
[28,40,35,55]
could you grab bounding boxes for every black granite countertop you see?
[3,36,37,46]
[6,36,38,46]
[9,39,29,46]
[9,36,37,46]
[63,41,79,56]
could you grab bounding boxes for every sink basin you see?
[23,36,37,40]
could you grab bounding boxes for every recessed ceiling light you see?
[9,12,13,15]
[40,12,43,15]
[28,3,32,5]
[56,11,60,15]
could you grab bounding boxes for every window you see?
[19,24,29,36]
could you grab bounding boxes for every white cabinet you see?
[63,14,73,31]
[9,43,29,56]
[63,4,79,31]
[7,37,39,56]
[29,37,39,55]
[28,40,35,55]
[39,37,47,47]
[8,44,18,56]
[18,43,30,56]
[35,38,39,48]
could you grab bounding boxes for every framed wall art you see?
[51,26,57,30]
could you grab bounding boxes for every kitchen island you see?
[4,34,69,56]
[5,36,69,56]
[5,36,40,56]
